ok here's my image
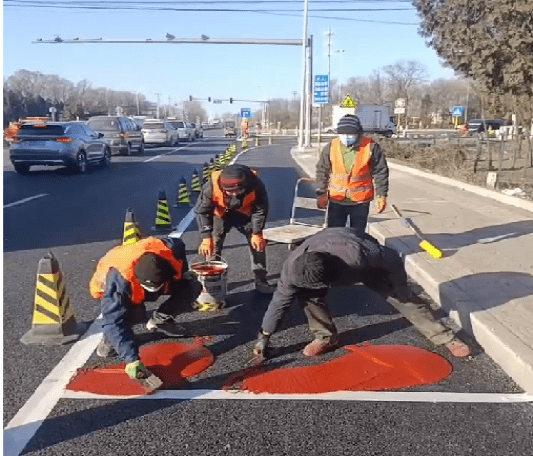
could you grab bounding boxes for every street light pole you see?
[298,0,310,150]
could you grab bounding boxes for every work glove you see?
[199,237,215,257]
[375,196,387,213]
[316,193,328,210]
[253,330,271,357]
[251,233,266,252]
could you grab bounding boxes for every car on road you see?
[190,122,204,138]
[167,119,195,142]
[9,121,111,174]
[86,116,144,156]
[141,120,179,146]
[224,120,237,137]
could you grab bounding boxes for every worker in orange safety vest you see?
[315,114,389,235]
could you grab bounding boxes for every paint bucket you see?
[190,257,228,312]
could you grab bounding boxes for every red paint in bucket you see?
[67,340,215,396]
[225,345,453,394]
[191,264,227,276]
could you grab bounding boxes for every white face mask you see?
[140,282,165,293]
[339,134,359,147]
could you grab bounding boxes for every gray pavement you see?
[291,142,533,394]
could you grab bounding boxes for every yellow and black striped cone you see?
[152,189,173,231]
[202,162,210,182]
[175,176,192,207]
[191,168,202,192]
[224,148,232,163]
[229,144,237,155]
[208,158,215,175]
[242,139,248,149]
[214,155,223,171]
[21,252,84,345]
[122,208,142,245]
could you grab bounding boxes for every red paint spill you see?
[67,339,215,396]
[226,345,453,394]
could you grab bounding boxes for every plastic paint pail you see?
[190,260,228,311]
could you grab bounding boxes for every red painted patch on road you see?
[228,345,452,394]
[67,340,215,396]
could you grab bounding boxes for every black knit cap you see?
[134,253,176,287]
[219,165,247,190]
[293,251,333,288]
[337,114,363,134]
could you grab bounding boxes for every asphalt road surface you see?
[3,130,532,456]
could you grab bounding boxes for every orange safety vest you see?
[89,237,183,305]
[328,137,374,203]
[211,169,258,218]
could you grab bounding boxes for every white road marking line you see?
[142,145,189,163]
[3,193,48,209]
[62,389,533,403]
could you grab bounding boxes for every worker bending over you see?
[253,227,471,358]
[196,164,275,294]
[90,236,202,389]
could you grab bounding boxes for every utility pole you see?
[305,35,313,148]
[156,93,161,119]
[136,92,140,116]
[298,0,310,150]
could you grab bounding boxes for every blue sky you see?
[3,1,457,118]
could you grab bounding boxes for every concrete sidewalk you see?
[291,143,533,394]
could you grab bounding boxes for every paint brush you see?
[391,204,443,259]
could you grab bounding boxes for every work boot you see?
[302,339,337,357]
[125,360,163,393]
[146,315,187,337]
[255,279,276,294]
[96,336,116,358]
[444,338,472,358]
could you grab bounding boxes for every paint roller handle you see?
[419,240,443,259]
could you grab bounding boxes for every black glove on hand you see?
[253,331,271,357]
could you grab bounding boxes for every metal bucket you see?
[190,259,228,312]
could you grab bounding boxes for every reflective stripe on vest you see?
[211,169,258,218]
[89,237,183,305]
[328,137,374,203]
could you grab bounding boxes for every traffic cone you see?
[191,168,202,192]
[230,144,237,155]
[242,139,248,149]
[122,208,142,245]
[202,162,210,182]
[21,252,84,345]
[208,158,215,175]
[175,176,192,207]
[224,148,232,163]
[152,189,173,231]
[214,155,223,171]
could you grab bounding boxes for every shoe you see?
[255,280,276,294]
[444,339,472,358]
[96,336,116,358]
[125,360,163,392]
[302,339,337,357]
[146,317,187,337]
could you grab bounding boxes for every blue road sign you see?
[452,106,465,117]
[241,108,252,118]
[314,75,329,104]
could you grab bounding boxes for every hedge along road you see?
[3,138,533,456]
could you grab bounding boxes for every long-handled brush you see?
[391,204,443,259]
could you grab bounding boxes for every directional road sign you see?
[241,108,252,118]
[452,106,465,117]
[314,75,329,105]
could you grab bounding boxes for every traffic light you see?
[229,98,233,104]
[189,95,193,101]
[208,97,211,102]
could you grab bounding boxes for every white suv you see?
[168,119,194,142]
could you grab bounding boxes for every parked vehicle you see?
[167,119,194,142]
[224,120,237,137]
[9,121,111,174]
[331,105,396,137]
[141,120,179,146]
[190,122,204,138]
[86,116,144,156]
[466,119,506,135]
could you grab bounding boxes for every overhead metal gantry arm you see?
[33,37,303,46]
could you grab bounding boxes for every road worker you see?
[196,164,276,294]
[316,114,389,234]
[90,236,202,389]
[252,227,471,359]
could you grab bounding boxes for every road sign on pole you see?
[241,108,252,118]
[313,75,329,105]
[452,106,465,117]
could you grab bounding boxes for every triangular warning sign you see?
[340,95,357,108]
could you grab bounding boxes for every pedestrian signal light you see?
[189,95,193,101]
[208,97,211,102]
[230,98,233,104]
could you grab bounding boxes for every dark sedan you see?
[9,122,111,174]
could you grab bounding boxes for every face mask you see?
[339,134,358,147]
[140,282,165,293]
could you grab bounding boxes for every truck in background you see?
[331,105,396,137]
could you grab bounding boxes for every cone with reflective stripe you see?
[152,189,173,231]
[229,144,237,155]
[175,176,191,207]
[242,139,248,149]
[21,252,84,345]
[224,148,232,163]
[191,168,202,192]
[122,208,142,245]
[202,162,210,182]
[209,158,215,174]
[214,154,222,170]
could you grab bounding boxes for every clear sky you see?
[3,1,457,118]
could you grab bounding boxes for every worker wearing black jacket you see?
[253,227,471,358]
[196,164,275,294]
[315,115,389,235]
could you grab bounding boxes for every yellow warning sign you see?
[340,95,357,108]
